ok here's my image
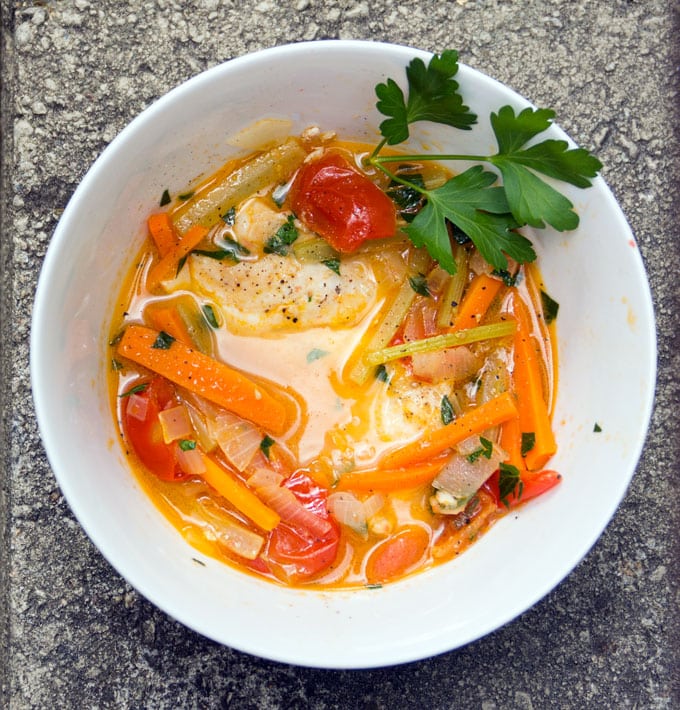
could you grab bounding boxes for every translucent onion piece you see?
[211,411,262,472]
[177,446,207,476]
[362,493,386,520]
[411,345,481,384]
[195,496,265,560]
[257,484,333,538]
[433,437,507,509]
[184,401,217,453]
[126,393,148,421]
[247,467,284,490]
[328,492,368,535]
[158,404,193,443]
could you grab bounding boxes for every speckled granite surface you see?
[1,1,678,707]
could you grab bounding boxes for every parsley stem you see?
[369,159,428,197]
[373,153,491,164]
[369,137,389,161]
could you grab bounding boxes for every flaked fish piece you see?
[189,252,377,335]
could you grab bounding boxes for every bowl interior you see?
[31,41,656,668]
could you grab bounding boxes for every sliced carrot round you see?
[365,526,430,584]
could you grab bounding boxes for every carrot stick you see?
[147,305,194,346]
[146,224,209,289]
[511,292,557,470]
[381,392,518,469]
[499,415,524,471]
[147,213,177,257]
[450,273,503,331]
[117,325,289,435]
[201,455,280,531]
[336,457,448,492]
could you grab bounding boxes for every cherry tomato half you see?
[265,471,340,582]
[121,376,186,482]
[290,153,397,253]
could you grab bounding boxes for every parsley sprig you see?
[369,51,602,273]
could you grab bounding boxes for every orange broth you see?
[109,132,558,589]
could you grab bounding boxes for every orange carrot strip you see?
[147,212,177,257]
[512,292,557,470]
[117,325,288,435]
[499,415,524,471]
[336,457,448,492]
[450,273,503,331]
[146,224,209,289]
[201,455,280,531]
[147,305,194,346]
[382,392,518,469]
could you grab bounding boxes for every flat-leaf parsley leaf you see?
[369,50,602,275]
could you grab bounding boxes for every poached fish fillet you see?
[189,252,377,335]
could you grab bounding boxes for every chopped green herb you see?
[264,214,298,255]
[176,255,188,275]
[192,558,206,567]
[109,330,124,347]
[365,583,383,590]
[521,432,536,456]
[387,170,426,221]
[369,51,602,273]
[179,439,197,451]
[160,189,171,207]
[178,191,195,201]
[540,289,560,324]
[498,462,523,507]
[322,258,341,275]
[222,206,236,225]
[111,358,124,371]
[441,394,455,425]
[375,364,390,382]
[152,331,175,350]
[193,236,251,262]
[120,382,149,398]
[408,273,432,297]
[466,436,493,463]
[491,268,517,287]
[307,348,329,363]
[593,423,602,433]
[260,435,275,459]
[202,304,219,328]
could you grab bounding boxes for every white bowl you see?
[30,41,656,668]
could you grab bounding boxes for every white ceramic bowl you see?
[31,41,656,668]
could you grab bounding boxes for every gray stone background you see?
[1,0,678,707]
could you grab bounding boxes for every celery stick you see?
[172,138,306,234]
[436,244,469,329]
[365,321,516,366]
[293,236,338,263]
[347,248,431,386]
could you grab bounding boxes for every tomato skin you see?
[290,153,397,253]
[265,471,340,582]
[121,376,186,482]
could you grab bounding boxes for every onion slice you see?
[158,404,193,443]
[256,484,332,538]
[211,411,262,472]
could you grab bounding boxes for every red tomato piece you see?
[121,376,186,482]
[265,471,340,582]
[485,468,562,508]
[290,153,396,253]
